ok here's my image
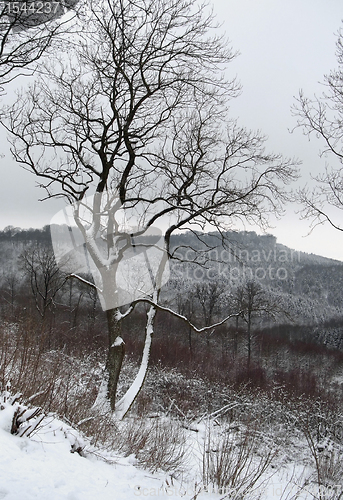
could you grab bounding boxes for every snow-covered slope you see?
[0,405,189,500]
[1,389,341,500]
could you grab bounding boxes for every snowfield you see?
[1,388,342,500]
[0,405,190,500]
[0,414,318,500]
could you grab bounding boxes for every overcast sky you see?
[1,0,343,260]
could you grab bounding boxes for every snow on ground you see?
[0,407,186,500]
[0,397,334,500]
[0,400,224,500]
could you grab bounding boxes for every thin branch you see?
[65,273,100,291]
[117,297,242,333]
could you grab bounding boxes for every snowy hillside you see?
[0,402,188,500]
[1,225,343,500]
[1,383,342,500]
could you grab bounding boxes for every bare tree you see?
[293,25,343,232]
[194,281,225,349]
[174,280,196,358]
[20,244,65,319]
[231,284,245,357]
[234,280,280,370]
[195,282,225,327]
[1,269,21,317]
[2,0,298,417]
[0,0,77,94]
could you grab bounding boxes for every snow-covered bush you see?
[202,420,277,498]
[0,382,44,437]
[92,416,188,475]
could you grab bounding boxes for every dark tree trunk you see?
[188,324,192,360]
[106,308,125,411]
[247,313,252,372]
[234,315,239,357]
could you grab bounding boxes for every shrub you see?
[202,420,277,499]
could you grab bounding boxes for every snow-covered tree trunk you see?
[106,308,125,411]
[115,299,157,420]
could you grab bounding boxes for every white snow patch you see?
[112,336,125,347]
[0,412,193,500]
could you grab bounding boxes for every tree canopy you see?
[293,25,343,233]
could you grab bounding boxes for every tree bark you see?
[234,315,239,357]
[247,312,251,372]
[188,324,192,361]
[106,308,125,411]
[115,303,156,419]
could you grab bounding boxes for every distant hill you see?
[167,230,343,329]
[169,229,343,296]
[1,226,343,330]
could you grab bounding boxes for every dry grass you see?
[98,416,188,474]
[0,323,189,475]
[202,421,277,499]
